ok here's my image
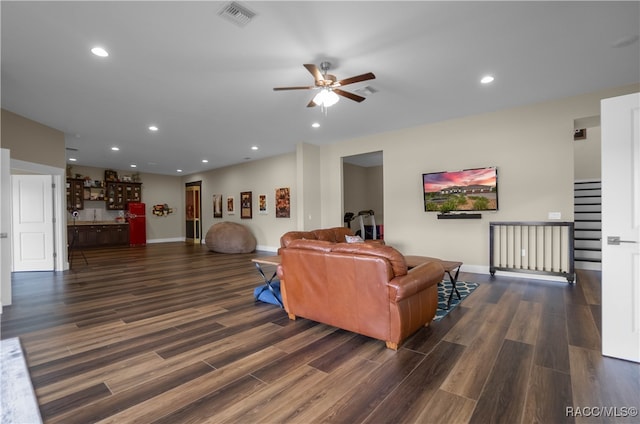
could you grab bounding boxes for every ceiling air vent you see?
[218,2,256,27]
[355,86,378,97]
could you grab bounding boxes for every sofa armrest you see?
[388,260,444,302]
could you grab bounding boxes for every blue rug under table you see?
[253,281,282,306]
[434,280,478,321]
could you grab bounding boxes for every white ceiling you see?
[2,1,638,176]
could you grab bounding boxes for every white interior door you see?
[11,175,54,271]
[601,92,640,363]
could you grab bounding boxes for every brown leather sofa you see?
[276,239,445,350]
[278,226,381,254]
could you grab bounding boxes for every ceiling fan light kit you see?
[312,89,340,107]
[274,61,375,108]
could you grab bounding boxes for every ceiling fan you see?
[273,61,375,107]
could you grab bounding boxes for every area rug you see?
[433,280,478,321]
[1,337,42,424]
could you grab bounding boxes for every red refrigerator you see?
[127,202,146,246]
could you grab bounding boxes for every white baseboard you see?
[461,264,569,283]
[256,245,278,253]
[147,237,185,244]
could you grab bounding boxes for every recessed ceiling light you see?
[148,125,158,131]
[111,146,120,151]
[130,164,137,168]
[69,158,77,162]
[480,75,495,84]
[312,122,320,128]
[176,169,183,173]
[251,146,258,151]
[202,159,208,163]
[91,46,109,57]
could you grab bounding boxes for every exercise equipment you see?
[344,210,378,240]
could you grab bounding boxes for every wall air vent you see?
[218,2,256,27]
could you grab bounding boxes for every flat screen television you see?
[422,166,498,212]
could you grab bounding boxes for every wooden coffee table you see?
[404,255,463,309]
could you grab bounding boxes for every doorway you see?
[185,181,202,244]
[11,174,55,271]
[342,151,384,239]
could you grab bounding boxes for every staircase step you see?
[574,180,602,270]
[575,221,601,231]
[574,212,601,220]
[575,250,602,261]
[574,181,601,190]
[575,230,601,238]
[575,239,601,249]
[574,189,601,197]
[575,204,601,213]
[575,261,602,271]
[575,196,602,204]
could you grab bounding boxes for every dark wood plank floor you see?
[1,243,638,423]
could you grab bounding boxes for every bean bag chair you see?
[205,222,256,253]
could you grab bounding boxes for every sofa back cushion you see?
[279,227,354,250]
[280,231,316,249]
[331,242,408,277]
[286,239,335,252]
[312,227,353,243]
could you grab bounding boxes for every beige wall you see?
[140,172,184,241]
[1,109,65,169]
[297,142,321,231]
[184,152,297,250]
[574,126,602,180]
[317,84,639,271]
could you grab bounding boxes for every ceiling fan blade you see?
[304,64,324,82]
[336,72,376,87]
[273,86,315,91]
[334,89,366,103]
[306,98,317,108]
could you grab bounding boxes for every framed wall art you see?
[226,196,235,215]
[241,191,252,219]
[275,187,290,218]
[213,194,223,218]
[259,194,267,214]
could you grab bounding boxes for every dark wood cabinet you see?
[111,225,130,245]
[68,224,130,248]
[66,179,85,211]
[106,182,142,210]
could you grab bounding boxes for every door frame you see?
[10,159,66,271]
[185,181,202,244]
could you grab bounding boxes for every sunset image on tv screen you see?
[423,167,497,212]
